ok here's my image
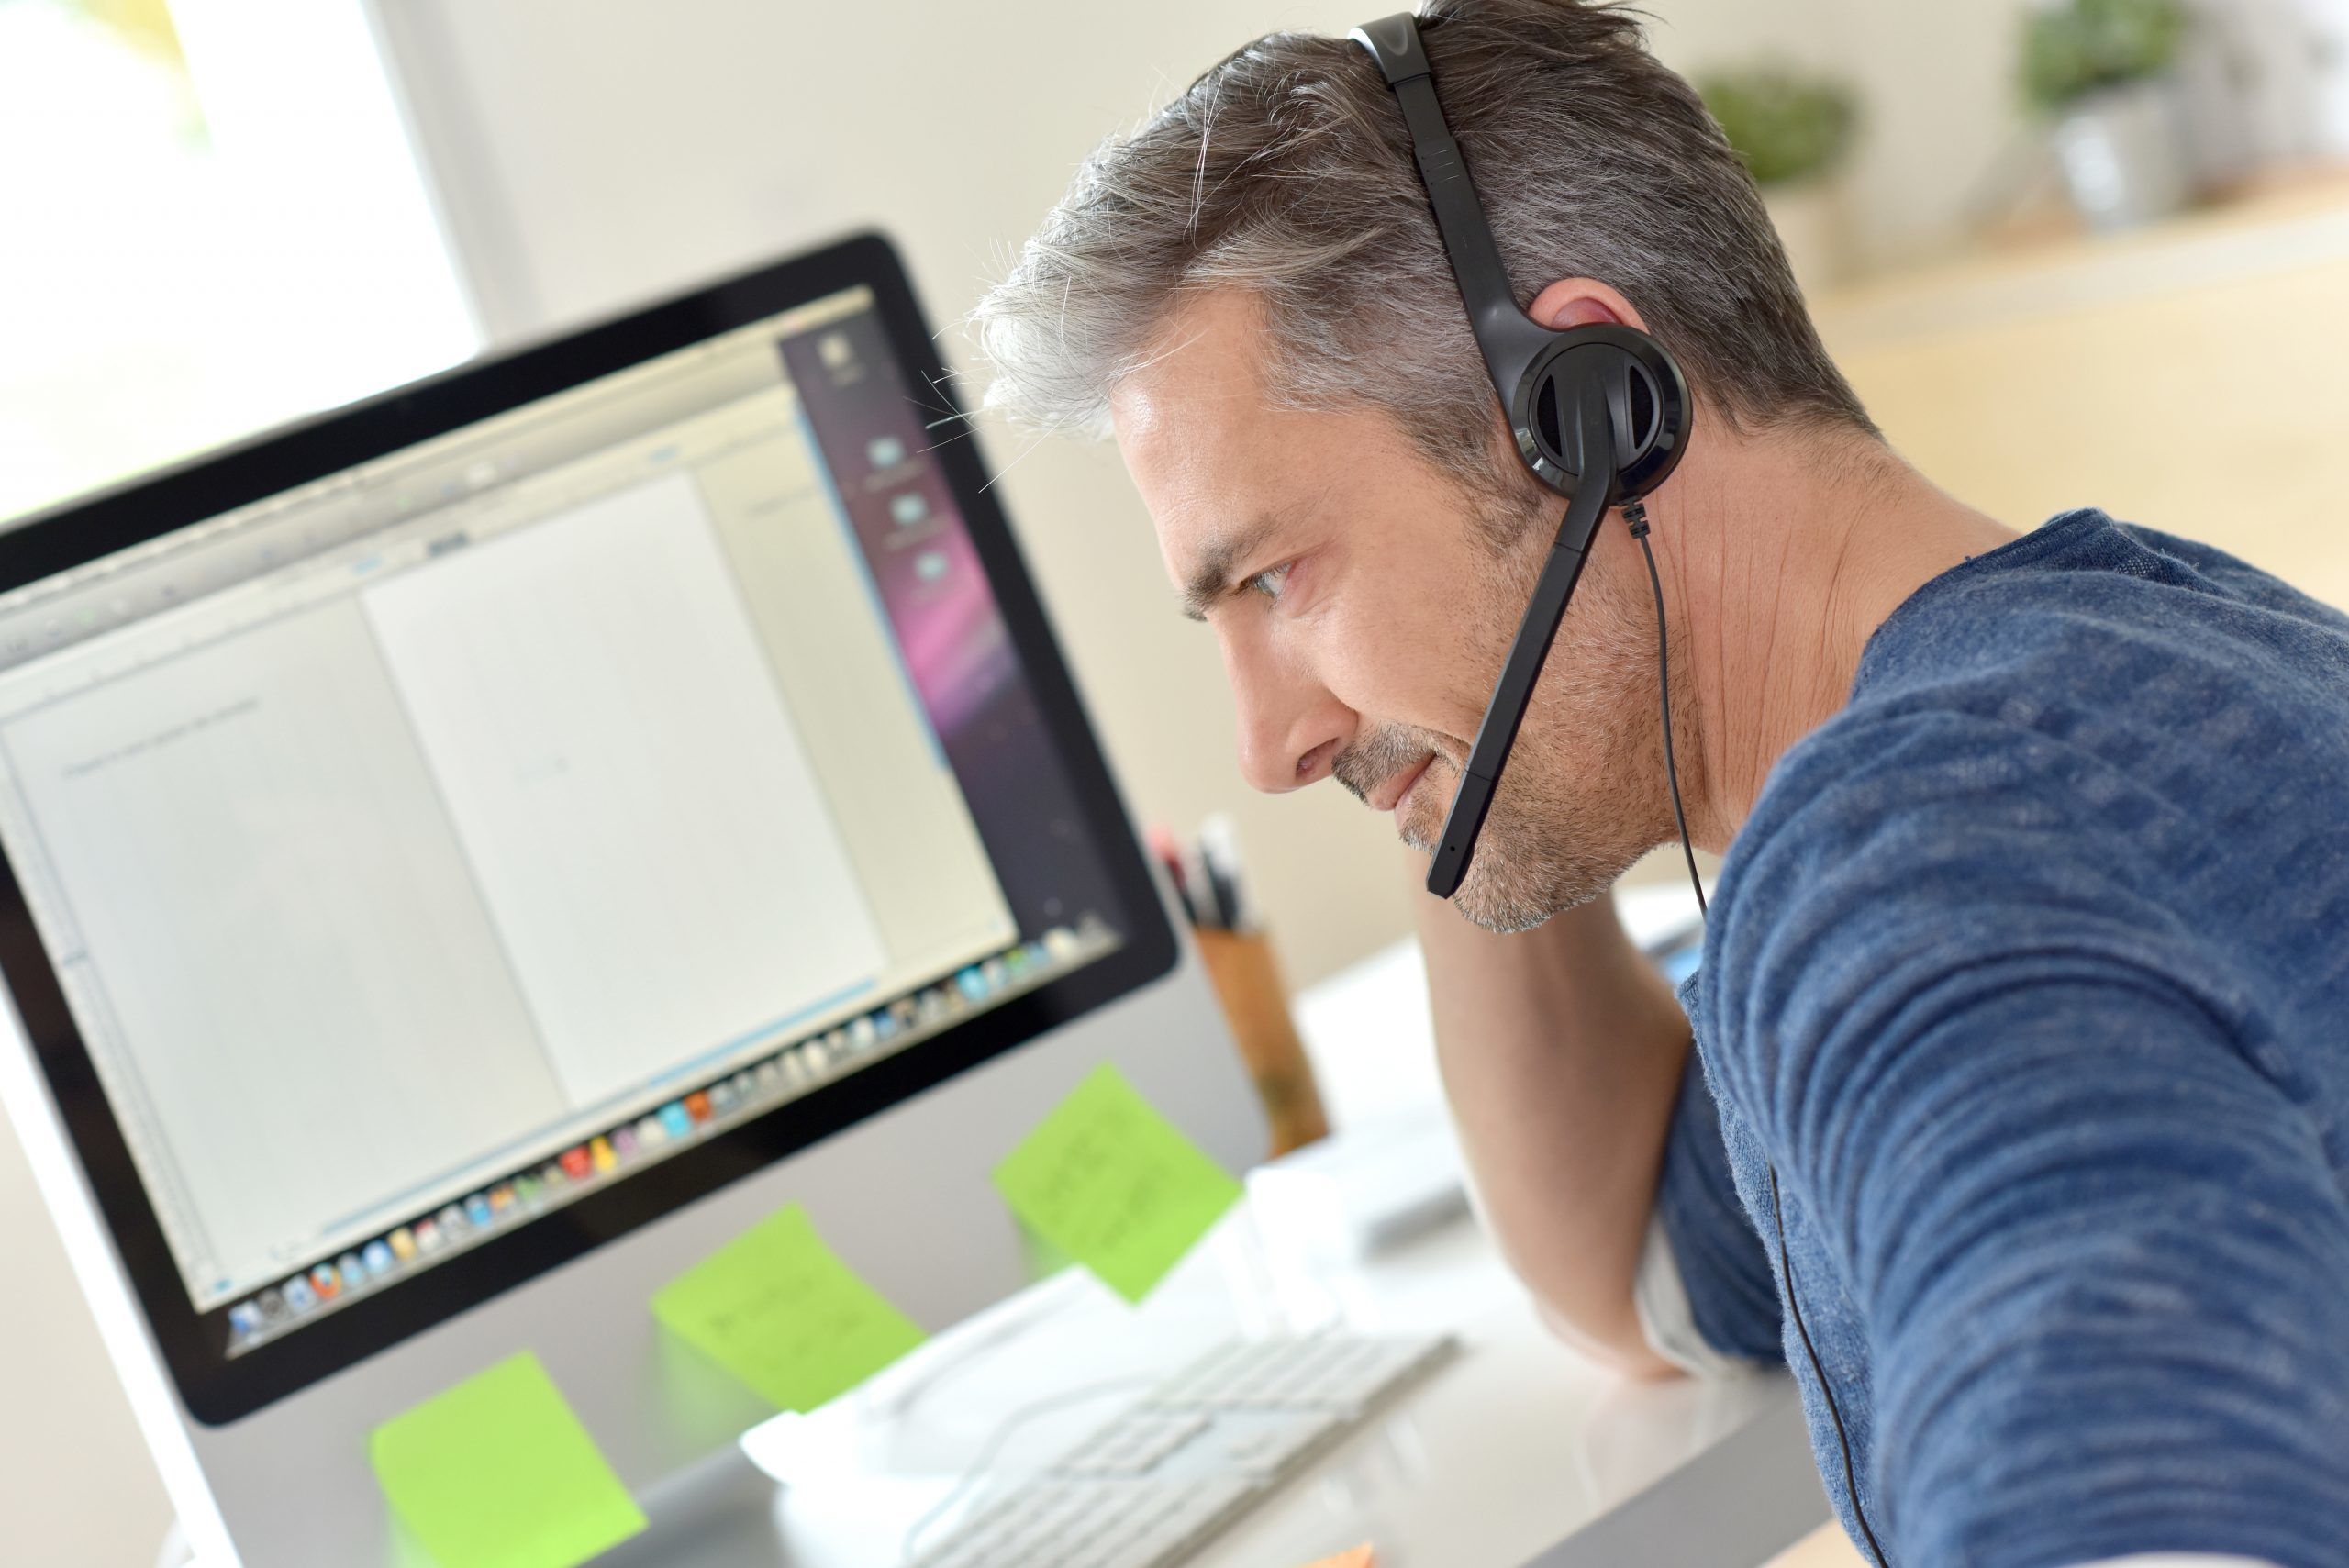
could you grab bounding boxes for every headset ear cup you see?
[1625,361,1663,464]
[1508,325,1691,501]
[1606,364,1633,466]
[1532,375,1564,474]
[1627,362,1660,455]
[1601,328,1688,500]
[1523,355,1594,477]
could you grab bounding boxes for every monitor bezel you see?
[0,232,1180,1426]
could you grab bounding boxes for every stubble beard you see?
[1341,532,1670,935]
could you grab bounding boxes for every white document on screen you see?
[361,469,888,1110]
[0,598,573,1295]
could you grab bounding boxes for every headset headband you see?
[1350,13,1572,483]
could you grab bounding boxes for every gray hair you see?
[971,0,1876,505]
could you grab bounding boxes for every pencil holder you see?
[1193,925,1330,1158]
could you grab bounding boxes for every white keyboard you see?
[908,1332,1457,1568]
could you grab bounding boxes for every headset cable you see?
[1624,496,1890,1568]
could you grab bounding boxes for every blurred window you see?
[0,0,479,524]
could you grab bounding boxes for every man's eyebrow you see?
[1178,514,1285,622]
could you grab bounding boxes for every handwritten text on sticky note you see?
[369,1351,646,1568]
[992,1062,1243,1304]
[652,1204,926,1413]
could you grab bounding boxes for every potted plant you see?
[2306,0,2349,160]
[1699,66,1862,295]
[2023,0,2196,230]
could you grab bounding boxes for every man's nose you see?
[1225,641,1350,795]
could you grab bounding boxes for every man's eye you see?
[1245,562,1294,601]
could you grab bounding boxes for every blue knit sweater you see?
[1653,511,2349,1567]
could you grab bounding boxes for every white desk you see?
[724,1183,1820,1568]
[680,900,1826,1568]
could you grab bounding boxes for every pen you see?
[1197,813,1248,932]
[1148,825,1199,926]
[1181,840,1219,930]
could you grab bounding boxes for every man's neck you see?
[1642,425,2016,852]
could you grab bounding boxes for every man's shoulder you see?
[1852,511,2349,709]
[1790,511,2349,805]
[1711,511,2349,978]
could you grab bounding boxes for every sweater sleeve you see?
[1709,711,2349,1567]
[1643,1046,1784,1369]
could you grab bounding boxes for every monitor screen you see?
[0,245,1169,1413]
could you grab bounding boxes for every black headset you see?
[1351,11,1692,899]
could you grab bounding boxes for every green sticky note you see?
[651,1204,926,1413]
[369,1351,645,1568]
[992,1062,1244,1304]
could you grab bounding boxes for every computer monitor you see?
[0,233,1266,1566]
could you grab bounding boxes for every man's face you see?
[1109,292,1660,932]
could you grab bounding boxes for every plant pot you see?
[2309,0,2349,157]
[1763,178,1852,299]
[2176,0,2349,176]
[2053,79,2196,232]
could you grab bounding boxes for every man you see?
[972,2,2349,1564]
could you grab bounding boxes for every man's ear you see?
[1525,278,1650,335]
